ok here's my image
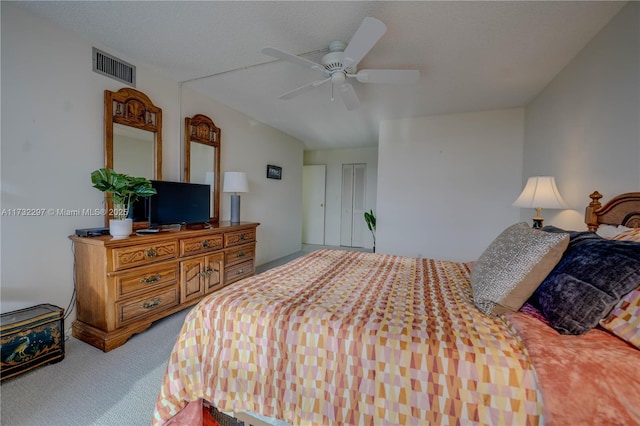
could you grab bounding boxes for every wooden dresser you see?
[69,222,259,351]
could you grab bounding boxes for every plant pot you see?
[109,218,133,238]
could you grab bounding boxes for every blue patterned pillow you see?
[531,233,640,335]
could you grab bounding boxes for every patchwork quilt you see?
[153,249,543,425]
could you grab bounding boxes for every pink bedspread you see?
[506,306,640,425]
[153,250,543,425]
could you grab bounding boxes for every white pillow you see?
[596,224,631,239]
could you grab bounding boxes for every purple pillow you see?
[531,234,640,335]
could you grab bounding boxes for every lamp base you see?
[230,194,241,223]
[532,218,544,229]
[530,207,545,229]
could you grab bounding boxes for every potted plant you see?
[91,168,156,238]
[364,209,376,253]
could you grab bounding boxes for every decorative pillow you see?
[471,222,569,316]
[612,227,640,242]
[531,235,640,335]
[599,285,640,349]
[596,224,631,239]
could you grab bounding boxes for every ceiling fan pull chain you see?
[331,83,334,101]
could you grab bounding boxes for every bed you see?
[153,191,640,425]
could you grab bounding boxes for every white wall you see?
[304,147,378,249]
[377,108,524,261]
[0,4,303,318]
[523,1,640,230]
[376,2,639,260]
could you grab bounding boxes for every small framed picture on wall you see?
[266,164,282,180]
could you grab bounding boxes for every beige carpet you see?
[0,308,190,426]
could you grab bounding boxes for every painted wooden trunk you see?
[1,304,65,381]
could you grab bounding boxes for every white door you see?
[340,164,354,246]
[340,163,366,247]
[351,164,366,247]
[302,165,326,245]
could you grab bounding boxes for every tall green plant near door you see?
[364,209,376,253]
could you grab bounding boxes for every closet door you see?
[340,163,366,247]
[340,165,354,246]
[351,164,366,247]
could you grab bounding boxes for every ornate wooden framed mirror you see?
[104,88,162,225]
[184,114,220,223]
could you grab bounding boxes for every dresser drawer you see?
[225,260,254,284]
[116,286,179,327]
[114,262,179,300]
[224,228,256,248]
[180,234,224,257]
[111,241,178,271]
[225,243,255,267]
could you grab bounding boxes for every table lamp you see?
[223,171,248,224]
[513,176,567,228]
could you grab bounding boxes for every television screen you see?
[147,180,211,226]
[129,195,150,222]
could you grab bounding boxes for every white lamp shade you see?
[513,176,567,209]
[223,171,248,193]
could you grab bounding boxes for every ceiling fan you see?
[261,17,420,111]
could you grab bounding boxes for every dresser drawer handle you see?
[199,268,215,278]
[201,240,210,249]
[239,233,246,241]
[236,252,246,258]
[140,274,162,284]
[236,268,244,275]
[142,298,161,309]
[145,248,157,258]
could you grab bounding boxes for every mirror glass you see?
[184,114,220,223]
[191,143,216,218]
[113,123,155,179]
[190,143,215,185]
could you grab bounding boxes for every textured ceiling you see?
[17,1,626,149]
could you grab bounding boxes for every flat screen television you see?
[145,180,211,227]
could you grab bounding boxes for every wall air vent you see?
[92,47,136,87]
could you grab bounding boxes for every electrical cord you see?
[63,241,78,340]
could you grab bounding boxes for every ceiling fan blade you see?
[341,17,387,69]
[279,78,330,100]
[354,69,420,84]
[261,47,326,76]
[336,83,360,110]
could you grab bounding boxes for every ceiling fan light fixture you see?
[331,72,346,84]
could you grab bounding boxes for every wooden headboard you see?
[585,191,640,231]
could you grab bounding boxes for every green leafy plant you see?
[364,209,376,252]
[90,168,156,220]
